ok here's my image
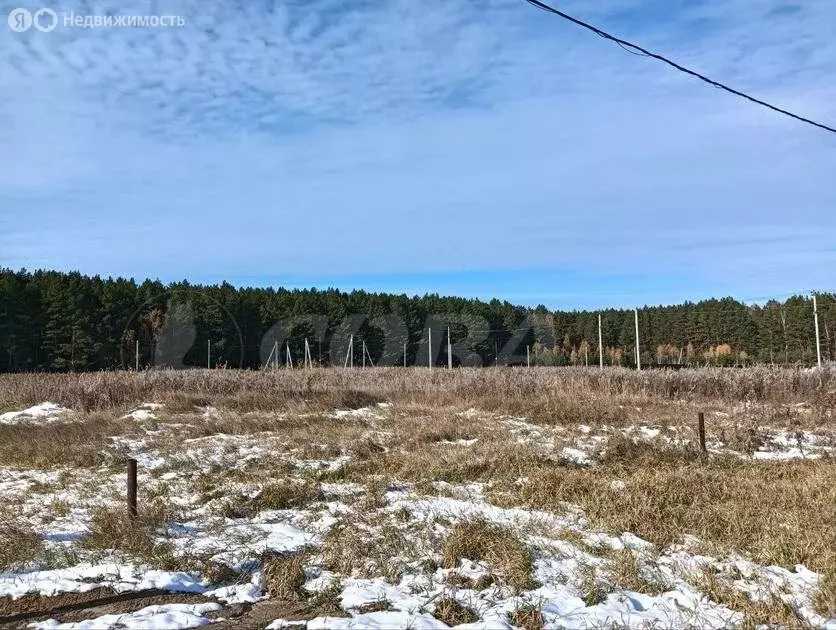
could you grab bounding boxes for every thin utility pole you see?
[447,327,452,370]
[344,334,353,368]
[135,340,139,371]
[428,328,432,369]
[634,308,641,371]
[598,314,604,369]
[364,342,375,368]
[304,338,312,369]
[813,293,822,368]
[207,339,211,369]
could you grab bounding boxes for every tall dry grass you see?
[1,366,834,413]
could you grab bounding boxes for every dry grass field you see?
[0,367,834,629]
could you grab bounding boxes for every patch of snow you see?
[34,602,221,629]
[123,410,156,422]
[122,403,164,421]
[440,438,478,447]
[205,572,264,604]
[339,577,423,612]
[305,611,448,629]
[0,563,205,599]
[558,447,593,466]
[328,405,387,420]
[0,402,69,425]
[294,455,352,472]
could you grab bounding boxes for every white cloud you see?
[0,0,834,304]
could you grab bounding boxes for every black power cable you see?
[525,0,836,135]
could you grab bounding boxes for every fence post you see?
[698,412,706,454]
[127,458,138,519]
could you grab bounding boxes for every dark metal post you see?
[127,458,137,519]
[698,412,706,454]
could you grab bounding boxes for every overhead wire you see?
[524,0,836,135]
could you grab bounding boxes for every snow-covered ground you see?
[0,400,833,629]
[0,402,69,425]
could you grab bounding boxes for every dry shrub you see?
[263,552,307,601]
[158,392,211,413]
[696,566,800,627]
[361,479,390,510]
[579,564,611,606]
[217,493,258,520]
[510,603,544,630]
[716,421,768,455]
[82,502,175,561]
[603,549,666,595]
[598,433,702,467]
[432,596,479,626]
[357,599,392,613]
[0,413,129,468]
[351,438,386,460]
[814,569,836,618]
[331,438,548,487]
[443,520,535,591]
[446,572,495,590]
[51,500,71,517]
[257,480,322,510]
[200,559,240,585]
[306,580,347,617]
[494,393,629,427]
[518,458,836,573]
[322,519,419,583]
[0,519,44,571]
[394,412,478,446]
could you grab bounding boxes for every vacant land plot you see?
[0,367,834,628]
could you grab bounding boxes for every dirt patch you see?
[0,587,215,627]
[207,599,318,628]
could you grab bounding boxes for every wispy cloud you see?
[1,0,834,306]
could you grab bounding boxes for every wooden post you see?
[447,327,452,370]
[207,339,211,369]
[698,412,706,454]
[404,343,407,368]
[127,458,138,519]
[135,340,139,372]
[526,345,530,368]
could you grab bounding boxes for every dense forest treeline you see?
[0,269,833,372]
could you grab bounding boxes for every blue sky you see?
[1,0,834,309]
